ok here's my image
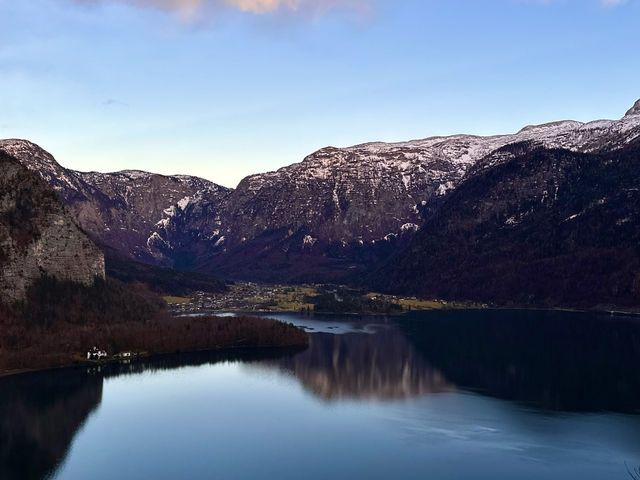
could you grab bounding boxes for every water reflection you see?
[3,310,640,480]
[400,309,640,413]
[101,346,307,380]
[263,329,453,401]
[0,369,102,480]
[0,348,304,480]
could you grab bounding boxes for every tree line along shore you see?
[0,275,309,376]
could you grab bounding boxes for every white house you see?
[86,346,107,360]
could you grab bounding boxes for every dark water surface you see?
[2,310,640,480]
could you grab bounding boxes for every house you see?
[86,346,107,360]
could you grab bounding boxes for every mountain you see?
[373,135,640,308]
[0,139,231,269]
[203,100,640,282]
[2,99,640,290]
[626,99,640,117]
[0,150,105,302]
[224,113,639,247]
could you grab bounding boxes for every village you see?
[165,283,318,315]
[164,282,484,315]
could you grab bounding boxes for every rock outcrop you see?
[0,151,105,303]
[625,99,640,117]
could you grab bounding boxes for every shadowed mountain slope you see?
[373,138,640,308]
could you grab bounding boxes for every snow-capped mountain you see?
[373,134,640,308]
[0,139,232,267]
[2,98,639,285]
[206,99,640,281]
[224,102,640,249]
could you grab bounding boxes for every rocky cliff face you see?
[0,151,105,303]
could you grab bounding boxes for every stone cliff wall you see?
[0,152,105,303]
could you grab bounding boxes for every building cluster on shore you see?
[169,283,313,314]
[86,347,136,362]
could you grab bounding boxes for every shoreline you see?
[0,342,308,380]
[169,282,640,318]
[175,305,640,319]
[4,305,639,380]
[0,313,309,380]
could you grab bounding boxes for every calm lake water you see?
[2,310,640,480]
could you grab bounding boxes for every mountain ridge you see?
[203,99,640,281]
[372,138,640,308]
[2,98,640,289]
[626,99,640,117]
[0,139,232,268]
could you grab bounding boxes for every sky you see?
[1,0,639,187]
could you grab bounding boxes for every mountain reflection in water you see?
[260,329,453,401]
[0,369,102,480]
[249,309,640,411]
[400,309,640,413]
[3,310,640,480]
[0,348,303,480]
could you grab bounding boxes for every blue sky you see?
[1,0,639,187]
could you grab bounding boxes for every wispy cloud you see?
[76,0,372,18]
[75,0,631,21]
[103,98,129,107]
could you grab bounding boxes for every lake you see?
[2,309,640,480]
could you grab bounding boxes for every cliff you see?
[0,151,105,303]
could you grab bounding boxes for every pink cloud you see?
[77,0,372,17]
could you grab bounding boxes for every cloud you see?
[103,98,129,107]
[76,0,371,18]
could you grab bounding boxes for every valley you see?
[5,2,640,478]
[3,98,640,380]
[2,99,640,310]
